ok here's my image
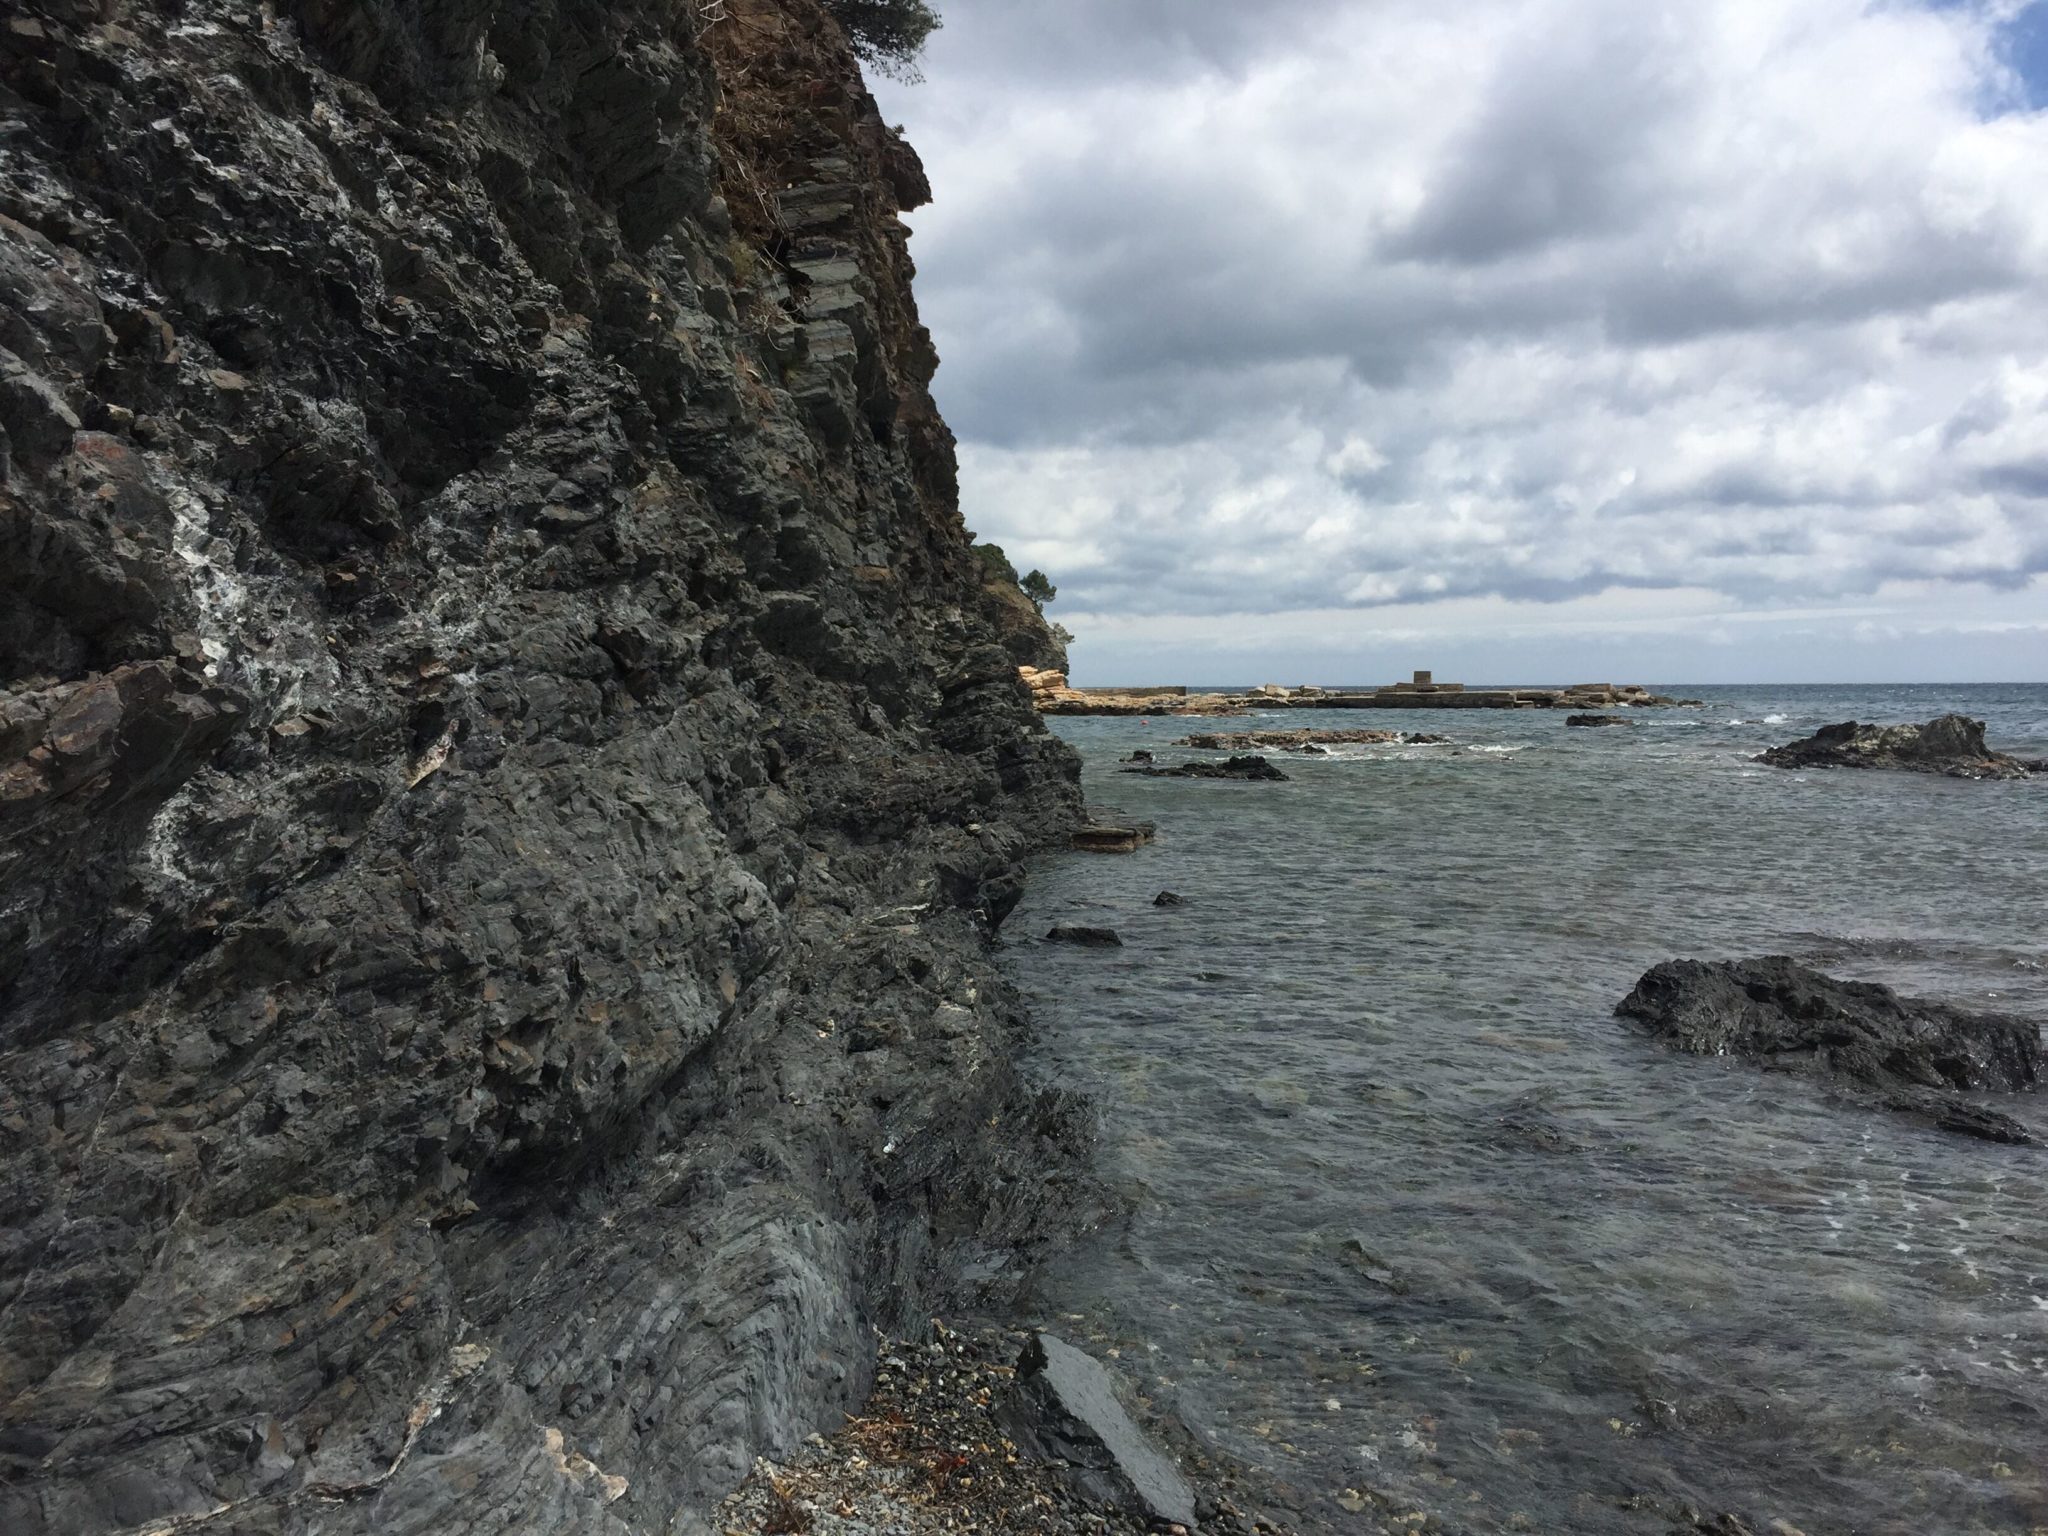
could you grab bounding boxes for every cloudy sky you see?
[873,0,2048,684]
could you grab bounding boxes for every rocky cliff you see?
[0,3,1086,1531]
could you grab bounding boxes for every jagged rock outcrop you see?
[1618,957,2043,1144]
[0,3,1087,1533]
[1756,715,2038,779]
[1119,754,1289,781]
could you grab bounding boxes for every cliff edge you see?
[0,2,1086,1531]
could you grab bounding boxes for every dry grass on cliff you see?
[699,0,862,249]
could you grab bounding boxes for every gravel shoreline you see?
[717,1322,1304,1536]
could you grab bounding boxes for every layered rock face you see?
[0,3,1084,1532]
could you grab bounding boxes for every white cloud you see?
[878,0,2048,679]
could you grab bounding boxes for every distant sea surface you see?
[1004,684,2048,1535]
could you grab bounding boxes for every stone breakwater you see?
[0,4,1100,1533]
[1019,669,1700,716]
[1175,729,1449,753]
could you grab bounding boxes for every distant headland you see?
[1019,667,1705,715]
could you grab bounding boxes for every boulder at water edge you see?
[998,1332,1199,1528]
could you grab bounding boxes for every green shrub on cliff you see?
[972,540,1020,586]
[823,0,941,79]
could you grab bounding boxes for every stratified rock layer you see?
[1618,957,2043,1144]
[1756,715,2036,779]
[0,3,1084,1533]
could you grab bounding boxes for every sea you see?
[1002,684,2048,1536]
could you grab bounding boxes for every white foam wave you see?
[1763,713,1789,724]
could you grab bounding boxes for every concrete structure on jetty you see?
[1018,667,1701,715]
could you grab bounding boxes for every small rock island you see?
[1757,714,2042,780]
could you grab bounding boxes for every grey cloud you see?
[880,0,2048,647]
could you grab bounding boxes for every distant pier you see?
[1018,668,1701,715]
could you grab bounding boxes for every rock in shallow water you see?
[1047,924,1124,947]
[1755,715,2036,779]
[997,1332,1198,1529]
[1564,713,1632,727]
[1119,754,1289,781]
[1617,956,2043,1143]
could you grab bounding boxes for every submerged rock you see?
[1756,715,2036,780]
[1618,957,2043,1143]
[1153,890,1185,907]
[1120,754,1289,781]
[1047,924,1124,947]
[997,1332,1198,1529]
[1565,714,1632,727]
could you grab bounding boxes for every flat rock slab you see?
[1072,822,1156,853]
[1618,956,2043,1144]
[1564,714,1632,727]
[1756,714,2035,779]
[998,1332,1198,1529]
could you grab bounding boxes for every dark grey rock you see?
[998,1332,1198,1529]
[1119,754,1288,781]
[1618,956,2043,1144]
[0,5,1094,1534]
[1152,891,1184,907]
[1756,715,2034,779]
[1047,925,1123,947]
[1564,713,1631,727]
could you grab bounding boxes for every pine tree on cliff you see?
[824,0,941,78]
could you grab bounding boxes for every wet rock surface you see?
[1618,957,2044,1143]
[1046,926,1123,948]
[1119,755,1289,782]
[1564,714,1632,727]
[1756,715,2036,779]
[0,2,1092,1532]
[998,1332,1198,1529]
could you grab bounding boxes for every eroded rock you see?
[0,3,1090,1532]
[1756,715,2035,780]
[1119,754,1289,781]
[1618,956,2043,1143]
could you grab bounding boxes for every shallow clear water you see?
[1005,685,2048,1535]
